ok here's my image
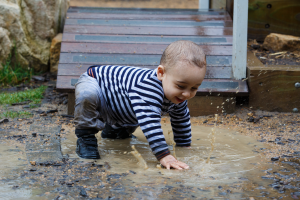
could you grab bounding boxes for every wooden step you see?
[59,53,232,66]
[66,13,232,21]
[56,75,247,96]
[68,7,228,15]
[62,34,232,45]
[64,25,233,36]
[61,42,232,55]
[65,19,233,27]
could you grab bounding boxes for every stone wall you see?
[0,0,69,72]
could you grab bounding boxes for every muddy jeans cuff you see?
[155,149,171,161]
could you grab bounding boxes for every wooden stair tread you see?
[61,42,232,55]
[62,34,232,45]
[64,25,233,36]
[66,13,232,21]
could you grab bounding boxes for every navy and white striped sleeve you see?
[128,92,170,160]
[169,101,192,147]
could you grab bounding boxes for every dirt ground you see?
[248,39,300,66]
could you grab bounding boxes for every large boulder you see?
[50,33,62,73]
[0,0,69,72]
[263,33,300,52]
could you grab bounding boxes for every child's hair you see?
[160,40,206,71]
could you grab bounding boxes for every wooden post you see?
[68,93,75,116]
[232,0,248,80]
[199,0,209,10]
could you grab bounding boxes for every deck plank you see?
[64,25,233,36]
[66,13,232,21]
[65,19,233,27]
[57,64,232,79]
[57,76,247,95]
[59,53,232,66]
[61,43,232,55]
[68,7,228,15]
[62,34,232,45]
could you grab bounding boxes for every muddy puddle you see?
[60,122,291,199]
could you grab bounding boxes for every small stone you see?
[30,161,36,166]
[271,157,280,161]
[63,99,68,105]
[248,117,254,122]
[251,44,260,49]
[0,118,9,124]
[219,192,227,196]
[79,187,87,197]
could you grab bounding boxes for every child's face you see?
[157,63,206,104]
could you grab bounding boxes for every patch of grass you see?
[0,85,47,105]
[0,43,32,87]
[0,110,33,119]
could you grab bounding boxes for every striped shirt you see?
[88,65,191,160]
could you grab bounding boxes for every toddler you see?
[74,40,206,170]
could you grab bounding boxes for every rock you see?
[30,161,36,166]
[79,187,87,197]
[0,118,9,124]
[263,33,300,52]
[0,0,69,72]
[50,33,62,73]
[271,157,280,161]
[0,27,12,63]
[32,76,45,82]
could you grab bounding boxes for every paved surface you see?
[25,123,63,164]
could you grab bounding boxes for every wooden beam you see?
[232,0,248,80]
[68,93,75,115]
[247,65,300,112]
[188,96,236,116]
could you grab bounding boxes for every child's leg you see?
[74,73,104,159]
[74,73,105,131]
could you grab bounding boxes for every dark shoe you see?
[75,129,100,159]
[101,124,137,139]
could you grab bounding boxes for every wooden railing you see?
[200,0,248,80]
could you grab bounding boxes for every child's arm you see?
[129,89,190,169]
[169,101,192,147]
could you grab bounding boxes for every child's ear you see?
[157,65,165,81]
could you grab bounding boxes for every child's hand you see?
[160,155,189,170]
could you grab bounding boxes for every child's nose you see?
[182,91,190,98]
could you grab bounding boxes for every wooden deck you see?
[57,7,248,115]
